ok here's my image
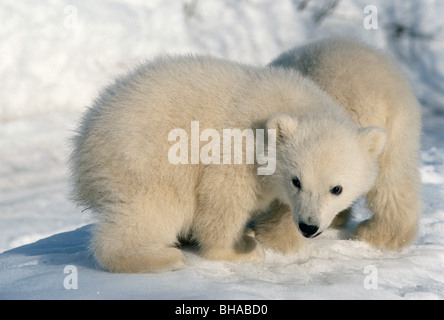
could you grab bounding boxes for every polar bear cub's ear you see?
[358,126,387,157]
[266,114,298,140]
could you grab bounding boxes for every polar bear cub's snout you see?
[298,222,320,238]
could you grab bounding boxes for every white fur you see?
[71,54,388,273]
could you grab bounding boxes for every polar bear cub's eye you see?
[330,185,343,195]
[292,177,301,189]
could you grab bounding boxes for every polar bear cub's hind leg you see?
[91,221,187,273]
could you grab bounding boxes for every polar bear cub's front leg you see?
[192,166,265,262]
[353,122,420,249]
[250,199,306,254]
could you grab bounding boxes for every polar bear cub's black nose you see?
[298,223,319,238]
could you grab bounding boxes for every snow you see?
[1,0,444,299]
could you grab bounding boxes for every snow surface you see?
[1,0,444,299]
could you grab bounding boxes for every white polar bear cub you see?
[70,55,386,273]
[261,38,421,251]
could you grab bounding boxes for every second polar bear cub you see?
[265,38,421,251]
[70,55,386,273]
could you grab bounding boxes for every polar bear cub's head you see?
[267,114,387,238]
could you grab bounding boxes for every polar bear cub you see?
[263,38,421,250]
[70,55,386,273]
